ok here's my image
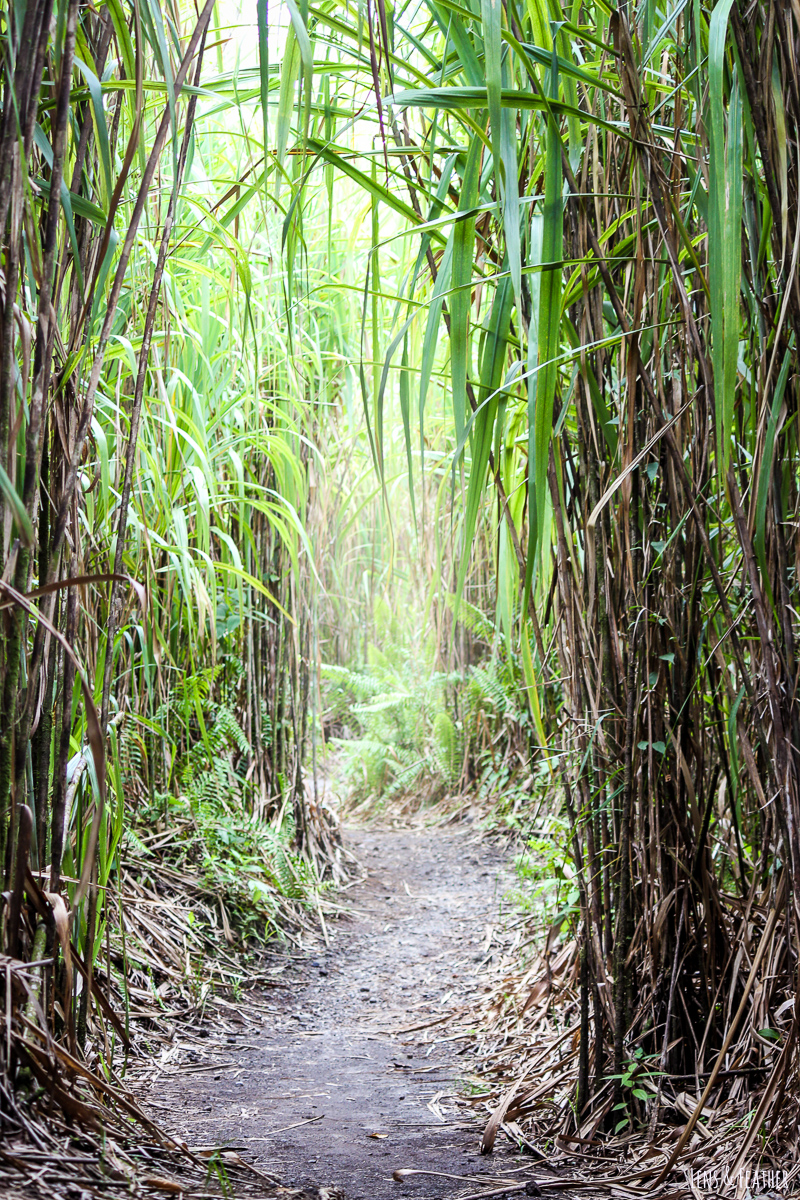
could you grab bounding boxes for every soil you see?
[132,822,537,1199]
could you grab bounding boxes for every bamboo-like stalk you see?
[283,0,800,1159]
[0,0,322,1101]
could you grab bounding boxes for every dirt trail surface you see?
[132,823,536,1199]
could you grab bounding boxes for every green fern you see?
[385,758,426,798]
[432,712,460,784]
[324,650,464,802]
[444,594,495,645]
[323,618,533,810]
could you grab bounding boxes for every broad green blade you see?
[450,135,483,447]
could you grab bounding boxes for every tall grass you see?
[279,0,800,1146]
[0,0,344,1057]
[5,0,800,1167]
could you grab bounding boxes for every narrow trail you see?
[134,823,528,1199]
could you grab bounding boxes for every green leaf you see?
[754,350,790,596]
[73,57,114,205]
[398,335,416,522]
[257,0,269,209]
[707,0,742,474]
[450,134,483,447]
[419,230,454,460]
[276,28,301,176]
[391,87,628,136]
[34,177,107,226]
[429,2,483,84]
[286,0,313,142]
[418,155,458,469]
[139,0,177,168]
[296,139,438,238]
[481,0,520,304]
[638,740,666,755]
[33,126,84,293]
[526,46,563,595]
[0,462,34,549]
[727,684,745,819]
[454,275,514,613]
[482,0,503,149]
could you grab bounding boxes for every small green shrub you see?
[511,819,578,929]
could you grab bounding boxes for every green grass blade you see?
[754,350,791,594]
[450,134,483,447]
[453,275,514,612]
[526,52,563,596]
[708,0,739,474]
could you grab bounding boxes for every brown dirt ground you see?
[131,821,542,1199]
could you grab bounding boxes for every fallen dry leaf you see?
[143,1176,184,1194]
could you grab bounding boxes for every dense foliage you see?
[0,0,337,1062]
[284,0,800,1155]
[3,0,800,1178]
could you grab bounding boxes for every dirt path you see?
[135,823,529,1199]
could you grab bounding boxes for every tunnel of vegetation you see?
[1,0,800,1185]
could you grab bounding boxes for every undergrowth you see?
[121,665,325,944]
[322,601,574,925]
[322,645,463,806]
[322,603,542,821]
